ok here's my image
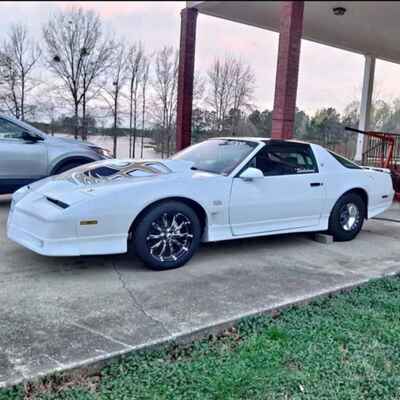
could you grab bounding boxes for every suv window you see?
[248,144,318,176]
[328,151,362,169]
[0,118,26,141]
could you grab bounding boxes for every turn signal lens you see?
[80,220,98,226]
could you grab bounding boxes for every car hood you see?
[56,158,195,185]
[45,135,96,147]
[13,159,196,206]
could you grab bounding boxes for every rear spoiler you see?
[362,166,391,174]
[345,126,400,137]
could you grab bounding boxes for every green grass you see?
[2,277,400,400]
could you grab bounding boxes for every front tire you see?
[132,201,201,270]
[328,193,366,241]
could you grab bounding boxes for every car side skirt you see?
[205,218,330,243]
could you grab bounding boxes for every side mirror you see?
[239,167,264,181]
[22,131,42,143]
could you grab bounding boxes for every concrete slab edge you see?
[1,271,398,389]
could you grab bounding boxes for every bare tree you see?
[140,55,151,158]
[230,58,255,135]
[0,53,20,118]
[102,42,128,157]
[193,72,205,109]
[206,56,254,134]
[43,7,113,139]
[35,84,64,135]
[152,46,178,157]
[206,57,234,132]
[0,23,41,120]
[80,41,114,140]
[126,42,144,158]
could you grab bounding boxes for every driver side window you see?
[249,144,318,176]
[0,118,26,141]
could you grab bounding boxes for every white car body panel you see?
[7,139,394,257]
[230,172,325,235]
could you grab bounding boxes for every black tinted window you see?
[249,144,318,176]
[0,118,26,140]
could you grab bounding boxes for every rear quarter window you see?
[328,151,362,169]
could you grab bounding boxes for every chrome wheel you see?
[146,212,194,263]
[339,202,360,231]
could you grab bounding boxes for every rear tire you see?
[132,201,201,271]
[328,193,366,241]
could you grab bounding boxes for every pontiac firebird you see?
[7,138,394,270]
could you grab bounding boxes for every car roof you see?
[209,137,312,146]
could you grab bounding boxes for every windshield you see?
[172,139,258,175]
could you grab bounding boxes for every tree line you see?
[1,6,400,160]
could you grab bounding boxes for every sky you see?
[0,1,399,116]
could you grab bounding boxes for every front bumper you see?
[7,206,128,257]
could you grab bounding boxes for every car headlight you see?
[11,185,31,210]
[14,185,31,198]
[92,147,113,159]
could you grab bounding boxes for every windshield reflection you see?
[172,139,258,175]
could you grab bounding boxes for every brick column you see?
[271,1,304,139]
[176,7,198,152]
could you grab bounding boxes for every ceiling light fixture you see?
[332,6,347,16]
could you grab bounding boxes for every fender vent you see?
[46,197,69,209]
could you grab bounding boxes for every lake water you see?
[58,134,161,160]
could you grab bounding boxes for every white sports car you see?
[7,138,394,270]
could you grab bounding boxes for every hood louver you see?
[46,197,69,209]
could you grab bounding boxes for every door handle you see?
[310,182,323,187]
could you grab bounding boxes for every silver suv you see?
[0,114,112,194]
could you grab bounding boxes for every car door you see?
[229,143,325,236]
[0,117,48,191]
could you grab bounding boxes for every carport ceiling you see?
[188,1,400,64]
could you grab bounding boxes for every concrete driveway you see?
[1,195,400,387]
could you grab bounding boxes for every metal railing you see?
[345,127,400,200]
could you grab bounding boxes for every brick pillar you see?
[176,7,198,152]
[271,1,304,139]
